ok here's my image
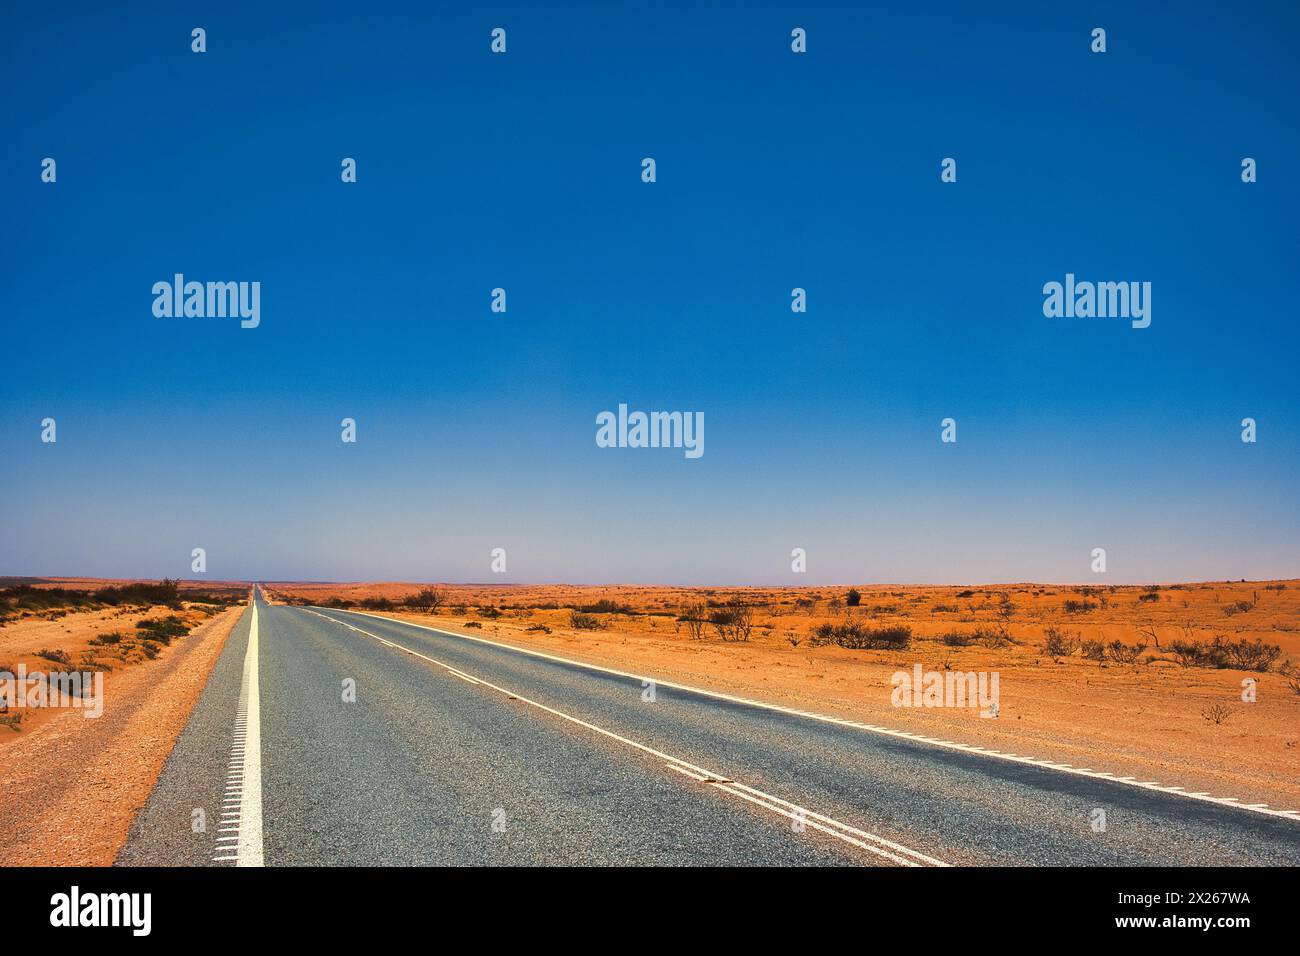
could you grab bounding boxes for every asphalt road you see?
[119,594,1300,866]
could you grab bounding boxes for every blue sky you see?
[2,1,1297,585]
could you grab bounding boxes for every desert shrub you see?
[1107,640,1147,665]
[940,630,974,647]
[845,589,862,607]
[866,625,912,649]
[973,625,1011,648]
[35,648,72,665]
[1063,600,1096,614]
[576,599,633,615]
[182,590,241,606]
[1137,592,1160,603]
[405,588,446,613]
[569,611,603,630]
[932,603,959,613]
[526,623,552,634]
[809,623,835,646]
[810,620,910,650]
[1169,636,1280,671]
[1042,627,1080,661]
[463,621,482,629]
[1170,639,1216,668]
[139,641,161,659]
[136,616,190,644]
[709,601,755,642]
[1201,703,1232,725]
[830,619,869,648]
[0,586,86,613]
[0,578,185,615]
[678,601,708,640]
[956,590,975,598]
[1221,637,1281,671]
[476,606,502,619]
[88,632,124,646]
[1081,639,1107,661]
[99,579,182,607]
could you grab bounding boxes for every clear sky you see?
[2,2,1297,585]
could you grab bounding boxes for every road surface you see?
[119,593,1300,866]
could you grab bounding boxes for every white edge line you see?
[230,599,264,866]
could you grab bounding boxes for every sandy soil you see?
[0,600,232,741]
[268,579,1300,809]
[0,603,243,865]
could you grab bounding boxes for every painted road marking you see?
[214,599,264,866]
[327,606,1300,826]
[302,608,945,867]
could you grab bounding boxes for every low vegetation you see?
[677,602,708,640]
[709,601,755,642]
[1168,636,1281,672]
[575,599,634,615]
[406,587,446,613]
[1042,626,1080,662]
[135,616,191,644]
[0,579,240,627]
[809,620,912,650]
[1201,703,1233,725]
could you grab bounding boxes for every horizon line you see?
[4,574,1297,590]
